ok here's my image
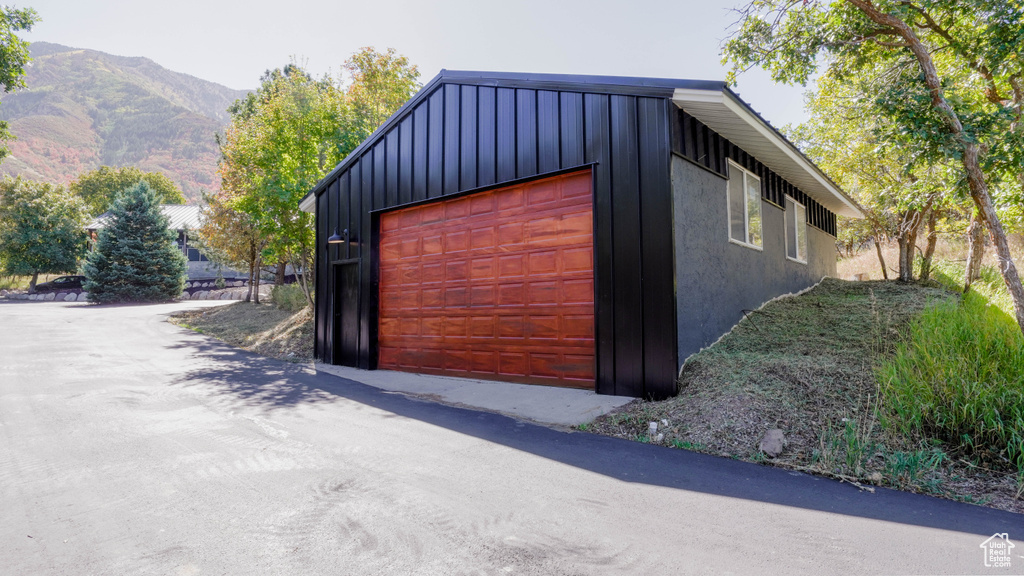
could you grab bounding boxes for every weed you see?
[816,417,879,476]
[955,493,992,506]
[669,439,707,451]
[813,387,883,477]
[575,422,591,432]
[884,448,947,489]
[612,413,637,426]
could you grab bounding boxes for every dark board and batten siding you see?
[671,110,838,237]
[315,80,679,398]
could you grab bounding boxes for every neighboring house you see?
[299,70,863,399]
[86,204,228,279]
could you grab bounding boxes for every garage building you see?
[299,71,862,399]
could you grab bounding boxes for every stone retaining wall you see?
[0,286,269,302]
[1,290,89,301]
[184,280,248,290]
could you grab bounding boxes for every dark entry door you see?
[333,262,359,367]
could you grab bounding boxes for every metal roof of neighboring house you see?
[86,204,203,231]
[298,69,863,219]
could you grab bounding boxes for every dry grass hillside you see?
[590,236,1024,513]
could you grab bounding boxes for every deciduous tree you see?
[219,49,420,308]
[70,166,186,216]
[0,6,39,162]
[195,191,268,303]
[724,0,1024,331]
[344,47,420,148]
[219,64,346,308]
[0,177,88,292]
[788,71,961,281]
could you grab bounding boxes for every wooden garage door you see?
[378,170,595,388]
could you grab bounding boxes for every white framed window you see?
[785,195,808,263]
[727,159,762,250]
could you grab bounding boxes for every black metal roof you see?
[433,69,726,95]
[299,69,857,217]
[301,70,732,204]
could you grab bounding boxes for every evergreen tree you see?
[83,182,186,303]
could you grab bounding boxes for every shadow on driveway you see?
[166,334,1023,537]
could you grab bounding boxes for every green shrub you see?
[271,283,308,312]
[878,261,1024,471]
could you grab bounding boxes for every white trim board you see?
[672,88,863,219]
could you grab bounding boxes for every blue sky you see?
[23,0,811,128]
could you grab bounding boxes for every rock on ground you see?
[759,429,786,458]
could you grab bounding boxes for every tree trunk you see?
[874,236,889,280]
[253,256,262,304]
[896,210,920,282]
[920,210,938,282]
[285,247,315,310]
[964,214,985,292]
[244,260,254,303]
[850,0,1024,332]
[969,168,1024,328]
[297,256,314,309]
[275,262,286,286]
[28,271,38,293]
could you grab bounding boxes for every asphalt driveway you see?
[1,300,1021,575]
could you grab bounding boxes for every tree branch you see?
[846,0,962,134]
[899,0,1004,103]
[875,39,911,49]
[846,0,1024,333]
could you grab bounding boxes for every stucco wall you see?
[672,155,837,367]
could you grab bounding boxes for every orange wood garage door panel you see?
[378,171,595,387]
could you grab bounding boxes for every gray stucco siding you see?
[671,155,836,368]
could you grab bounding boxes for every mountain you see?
[0,42,251,202]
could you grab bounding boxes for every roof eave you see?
[299,70,731,210]
[671,87,864,219]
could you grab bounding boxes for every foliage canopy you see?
[723,0,1024,330]
[0,177,89,291]
[216,47,420,307]
[70,166,186,216]
[0,6,38,161]
[196,190,267,303]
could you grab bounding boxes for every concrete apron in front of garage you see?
[314,363,633,427]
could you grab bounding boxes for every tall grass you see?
[878,261,1024,471]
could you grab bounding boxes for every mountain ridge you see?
[0,42,252,201]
